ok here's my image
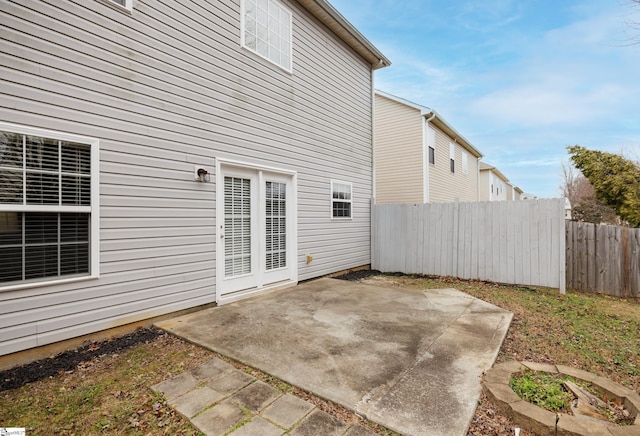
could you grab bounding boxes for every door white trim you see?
[216,158,298,305]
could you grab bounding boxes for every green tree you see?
[567,145,640,227]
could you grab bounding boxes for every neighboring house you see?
[0,0,389,357]
[506,182,523,201]
[374,91,483,204]
[479,162,510,201]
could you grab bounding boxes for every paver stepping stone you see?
[231,416,284,436]
[170,386,224,418]
[289,409,349,436]
[191,400,246,436]
[208,370,255,395]
[230,380,282,412]
[262,393,315,429]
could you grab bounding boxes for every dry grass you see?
[2,275,639,436]
[0,332,212,434]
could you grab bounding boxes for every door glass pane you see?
[265,181,286,270]
[224,176,252,277]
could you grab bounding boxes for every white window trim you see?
[461,150,469,175]
[99,0,133,12]
[0,122,100,292]
[449,142,456,173]
[330,180,353,220]
[240,0,293,73]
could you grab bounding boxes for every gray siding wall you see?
[0,0,374,355]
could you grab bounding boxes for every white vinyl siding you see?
[0,0,375,355]
[242,0,292,71]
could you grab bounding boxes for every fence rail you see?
[566,222,640,297]
[372,199,567,292]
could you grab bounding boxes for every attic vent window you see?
[242,0,292,72]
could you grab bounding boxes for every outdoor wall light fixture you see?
[194,165,210,182]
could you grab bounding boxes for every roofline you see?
[375,90,484,158]
[479,161,509,182]
[298,0,391,70]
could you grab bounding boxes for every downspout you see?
[422,112,436,203]
[370,66,376,270]
[477,157,481,201]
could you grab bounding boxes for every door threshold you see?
[217,280,297,305]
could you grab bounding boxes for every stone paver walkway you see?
[151,357,377,436]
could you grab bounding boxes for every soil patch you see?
[0,327,162,391]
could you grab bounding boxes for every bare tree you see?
[626,0,640,44]
[561,162,621,225]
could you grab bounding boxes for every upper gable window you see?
[106,0,132,11]
[242,0,292,72]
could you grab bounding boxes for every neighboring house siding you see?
[0,0,375,355]
[374,95,424,203]
[479,170,491,201]
[479,167,509,201]
[428,125,479,203]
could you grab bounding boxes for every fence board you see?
[372,199,566,291]
[566,222,639,297]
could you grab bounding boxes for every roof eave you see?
[429,117,483,158]
[297,0,391,69]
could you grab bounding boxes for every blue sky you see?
[330,0,640,198]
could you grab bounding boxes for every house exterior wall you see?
[428,125,479,203]
[0,0,377,356]
[479,169,491,201]
[480,169,508,201]
[373,94,424,203]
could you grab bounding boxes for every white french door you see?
[217,162,296,304]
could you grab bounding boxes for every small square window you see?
[331,181,352,219]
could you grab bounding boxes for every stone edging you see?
[482,361,640,435]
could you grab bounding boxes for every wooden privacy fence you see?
[566,222,640,297]
[372,199,567,292]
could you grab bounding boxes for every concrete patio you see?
[155,277,512,435]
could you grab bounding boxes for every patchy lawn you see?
[0,331,212,434]
[2,273,639,435]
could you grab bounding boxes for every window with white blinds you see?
[265,181,286,270]
[224,176,252,277]
[0,125,98,288]
[242,0,292,71]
